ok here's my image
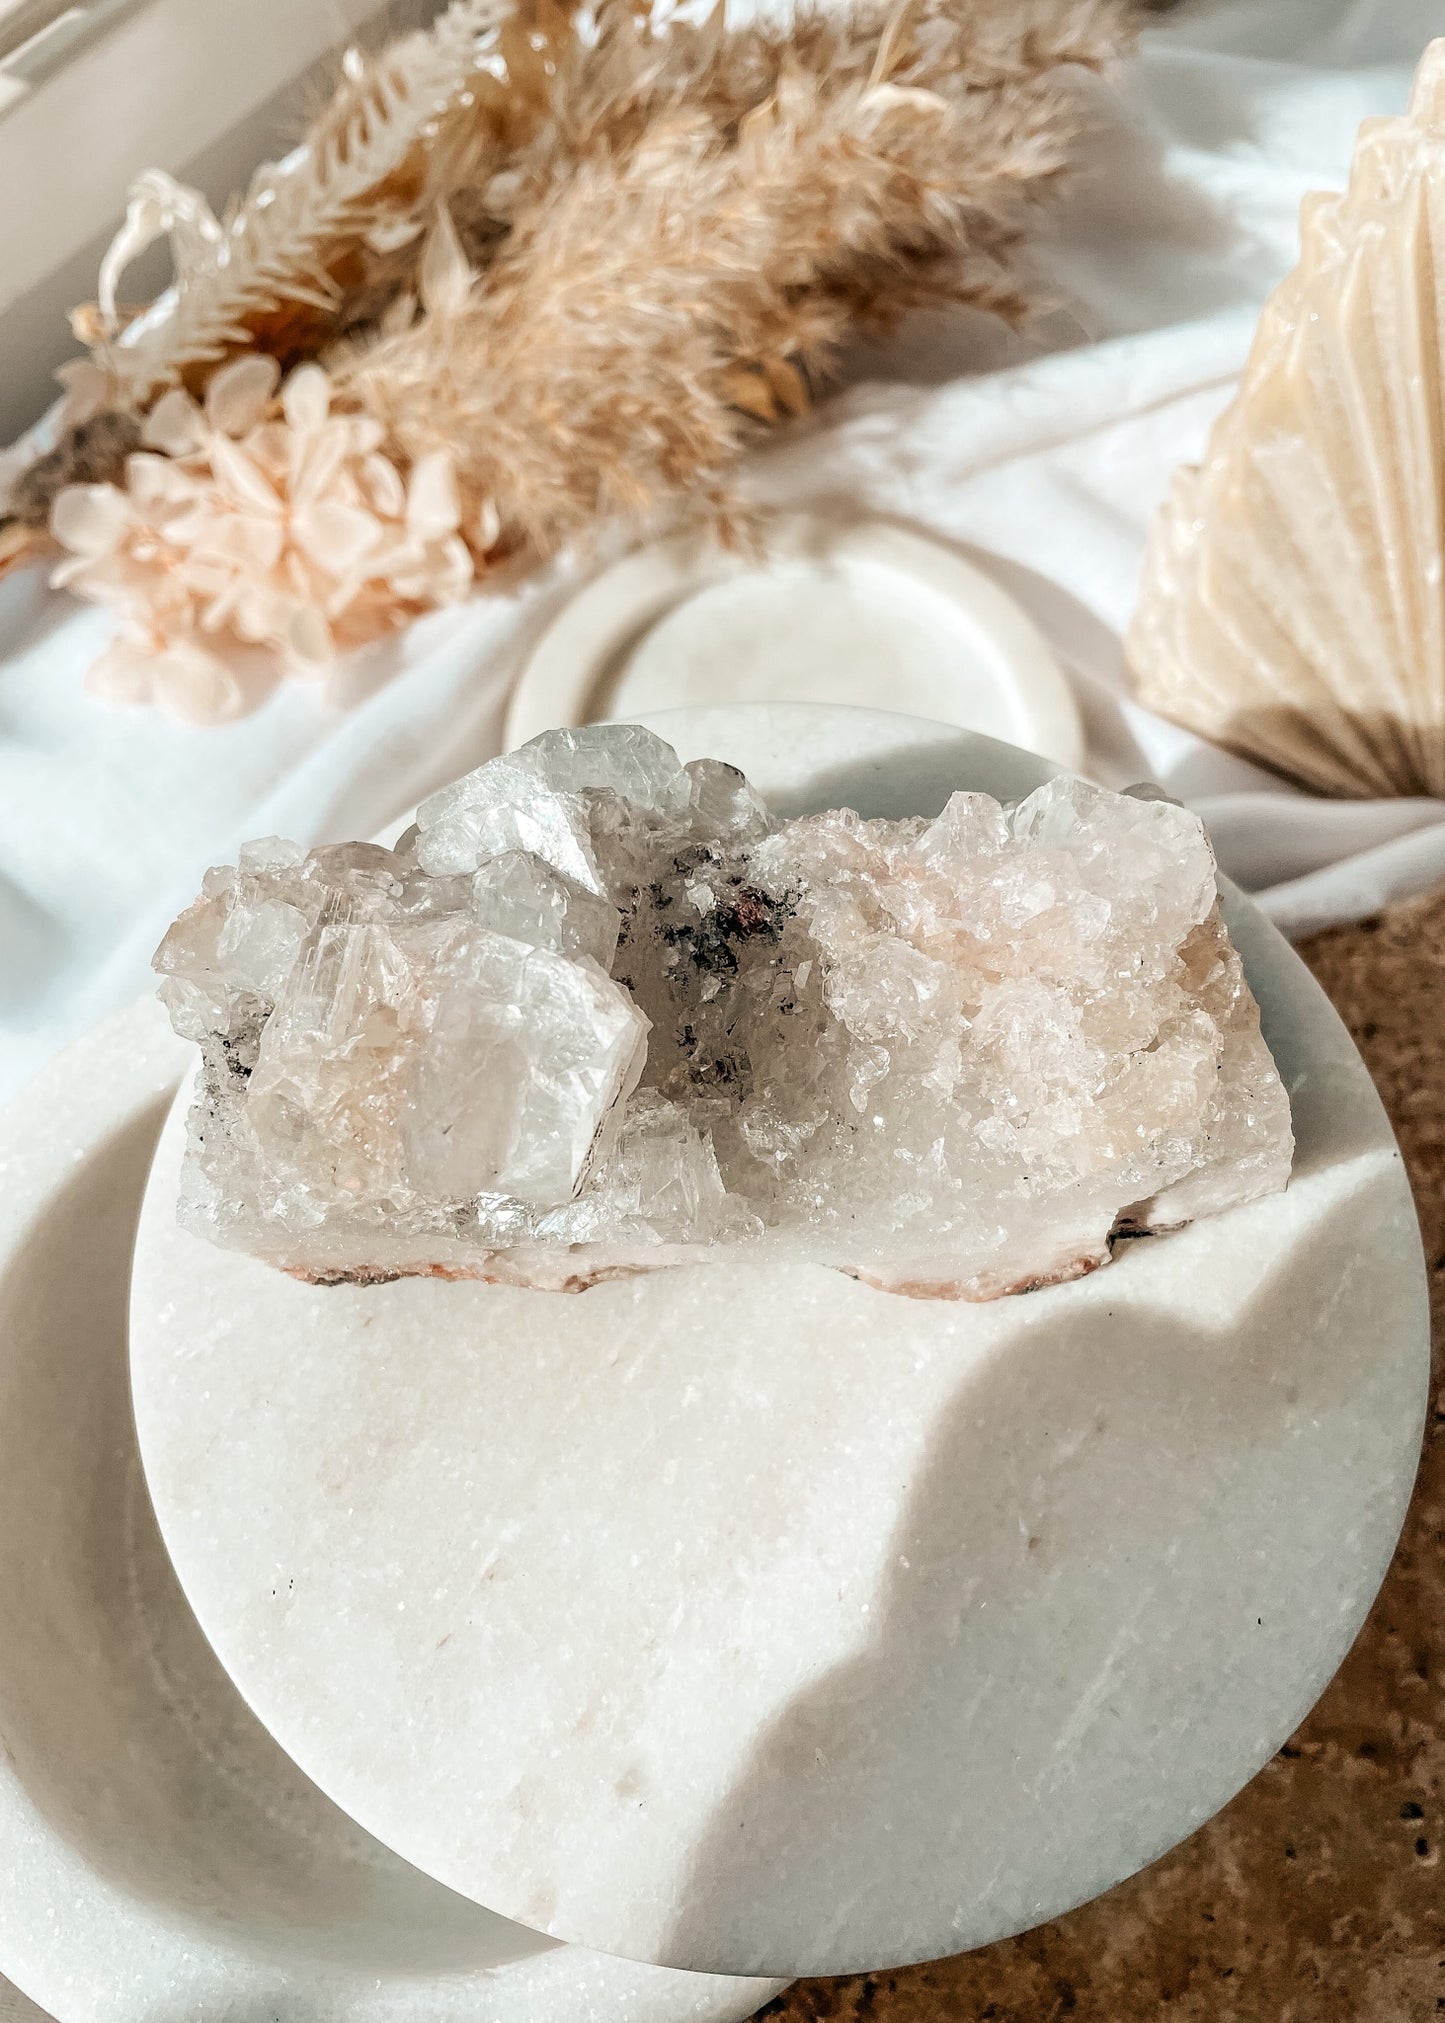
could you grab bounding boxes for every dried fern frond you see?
[101,0,511,406]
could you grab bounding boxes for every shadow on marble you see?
[756,881,1445,2021]
[664,1167,1419,1975]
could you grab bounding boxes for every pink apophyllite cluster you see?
[154,725,1293,1299]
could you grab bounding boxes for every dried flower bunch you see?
[4,0,1136,721]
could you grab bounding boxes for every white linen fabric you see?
[0,0,1441,1104]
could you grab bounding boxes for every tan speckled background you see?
[763,893,1445,2023]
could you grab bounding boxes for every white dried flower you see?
[50,358,477,722]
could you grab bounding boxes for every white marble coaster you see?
[503,518,1085,770]
[130,706,1429,1980]
[0,998,783,2022]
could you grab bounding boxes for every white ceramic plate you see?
[0,999,785,2023]
[130,704,1428,1981]
[502,516,1085,770]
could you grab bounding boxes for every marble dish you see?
[129,704,1430,1980]
[503,516,1084,770]
[0,997,785,2022]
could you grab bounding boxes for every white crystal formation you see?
[155,726,1294,1298]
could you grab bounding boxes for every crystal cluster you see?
[155,726,1294,1299]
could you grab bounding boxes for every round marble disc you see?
[502,518,1085,771]
[129,704,1428,1980]
[0,998,783,2022]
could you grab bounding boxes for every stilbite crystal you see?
[154,726,1293,1298]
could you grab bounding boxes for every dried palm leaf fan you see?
[1128,39,1445,800]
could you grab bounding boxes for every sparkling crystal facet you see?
[155,728,1293,1297]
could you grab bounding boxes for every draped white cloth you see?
[1,0,1441,1104]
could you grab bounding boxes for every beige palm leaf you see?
[1128,39,1445,800]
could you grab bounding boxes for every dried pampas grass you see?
[348,0,1132,559]
[6,0,1139,718]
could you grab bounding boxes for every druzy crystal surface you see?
[155,726,1293,1298]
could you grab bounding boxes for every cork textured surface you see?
[764,893,1445,2023]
